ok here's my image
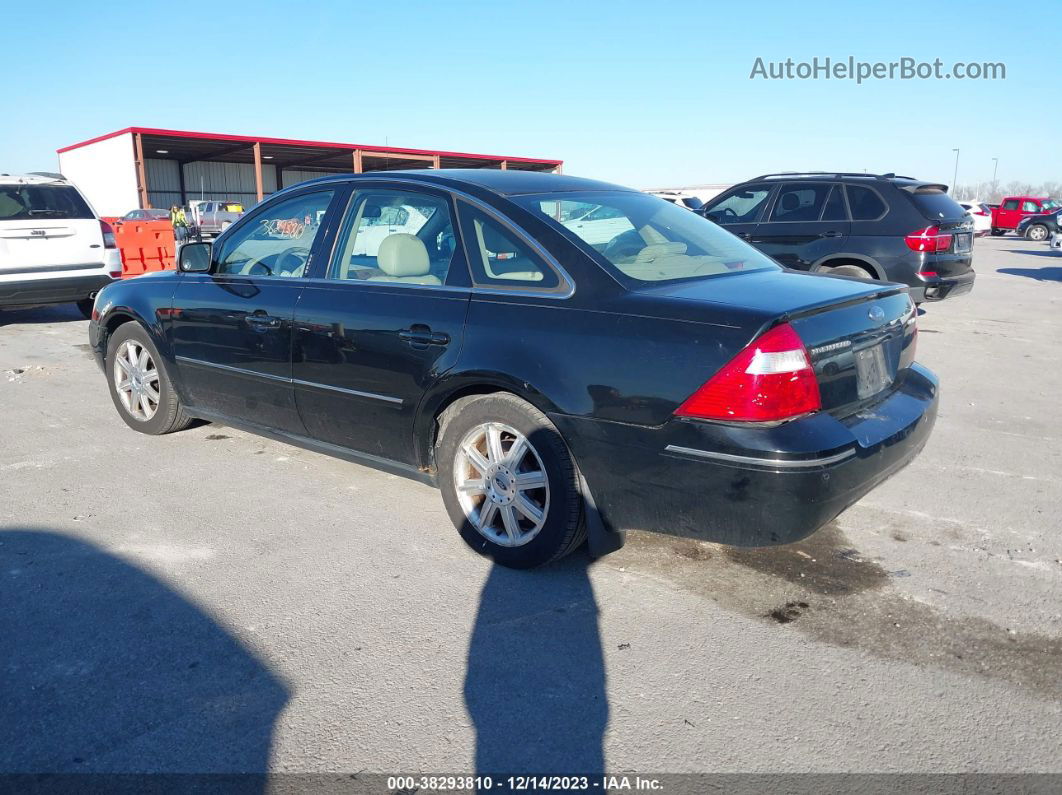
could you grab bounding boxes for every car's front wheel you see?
[1026,224,1049,242]
[436,393,585,568]
[990,227,1005,236]
[106,322,194,435]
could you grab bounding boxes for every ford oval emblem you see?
[868,306,885,322]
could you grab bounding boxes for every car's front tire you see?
[105,322,193,435]
[990,227,1005,236]
[436,393,585,568]
[1026,224,1049,242]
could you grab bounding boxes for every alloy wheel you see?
[1028,225,1048,241]
[453,422,550,547]
[113,340,160,421]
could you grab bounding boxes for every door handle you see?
[245,314,281,328]
[399,325,450,347]
[818,230,843,238]
[736,232,751,240]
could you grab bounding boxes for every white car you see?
[0,174,122,317]
[959,201,993,236]
[646,190,705,211]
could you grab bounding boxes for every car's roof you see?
[301,168,636,197]
[0,173,71,186]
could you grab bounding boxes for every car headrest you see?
[482,224,518,256]
[780,193,800,212]
[378,234,430,277]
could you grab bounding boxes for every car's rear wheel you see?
[823,263,873,279]
[75,298,94,319]
[1026,224,1049,242]
[436,393,585,568]
[106,322,193,435]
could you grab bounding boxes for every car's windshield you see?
[514,190,779,285]
[0,184,93,221]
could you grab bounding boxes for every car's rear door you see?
[291,182,469,465]
[750,182,851,270]
[168,187,343,433]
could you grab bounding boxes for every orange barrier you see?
[112,220,176,277]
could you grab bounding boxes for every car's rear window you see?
[0,184,93,221]
[514,190,779,285]
[908,189,968,221]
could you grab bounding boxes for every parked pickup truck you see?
[991,195,1060,236]
[190,200,244,236]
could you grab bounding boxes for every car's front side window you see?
[517,191,779,285]
[329,189,455,286]
[214,190,335,277]
[703,185,772,225]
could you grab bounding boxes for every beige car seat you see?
[367,233,442,286]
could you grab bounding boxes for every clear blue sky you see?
[3,0,1056,189]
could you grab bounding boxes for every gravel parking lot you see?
[1,237,1059,775]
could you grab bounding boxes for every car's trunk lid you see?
[639,269,917,416]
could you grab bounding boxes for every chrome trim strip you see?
[175,356,290,383]
[663,444,855,468]
[292,378,403,405]
[1,262,106,275]
[174,356,404,405]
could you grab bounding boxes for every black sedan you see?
[1016,209,1061,242]
[88,170,937,568]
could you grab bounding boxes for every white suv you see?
[0,173,122,317]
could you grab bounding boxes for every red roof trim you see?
[57,126,562,165]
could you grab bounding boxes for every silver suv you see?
[0,173,122,317]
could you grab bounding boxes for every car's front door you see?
[701,183,775,244]
[291,184,469,465]
[168,187,342,433]
[997,198,1020,228]
[751,182,851,270]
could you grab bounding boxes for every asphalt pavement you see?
[1,236,1059,778]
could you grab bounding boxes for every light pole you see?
[991,157,999,189]
[952,148,960,198]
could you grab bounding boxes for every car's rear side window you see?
[0,184,93,221]
[457,203,562,291]
[907,190,968,221]
[516,190,779,285]
[844,185,887,221]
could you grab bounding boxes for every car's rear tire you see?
[990,227,1005,236]
[1026,224,1049,242]
[436,393,585,568]
[75,298,94,319]
[823,263,874,279]
[105,322,194,435]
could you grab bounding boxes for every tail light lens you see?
[905,225,953,253]
[974,210,989,216]
[675,323,821,423]
[100,220,117,249]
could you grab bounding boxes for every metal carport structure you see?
[56,127,563,216]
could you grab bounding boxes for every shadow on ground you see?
[0,304,86,326]
[465,556,607,781]
[0,528,288,775]
[999,264,1062,280]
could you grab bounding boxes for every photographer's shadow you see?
[464,556,607,781]
[0,528,288,776]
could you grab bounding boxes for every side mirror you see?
[178,241,212,272]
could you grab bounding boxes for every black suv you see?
[700,173,975,302]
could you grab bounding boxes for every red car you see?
[991,196,1061,235]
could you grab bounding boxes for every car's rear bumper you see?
[0,273,117,308]
[908,269,975,302]
[553,363,938,547]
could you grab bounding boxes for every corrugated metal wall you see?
[279,169,347,190]
[144,159,357,209]
[145,158,284,208]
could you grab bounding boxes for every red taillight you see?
[974,210,989,216]
[675,323,821,423]
[905,225,952,253]
[100,220,116,249]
